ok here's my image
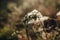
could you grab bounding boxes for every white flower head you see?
[28,19,35,24]
[27,9,38,16]
[56,11,60,16]
[40,16,49,21]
